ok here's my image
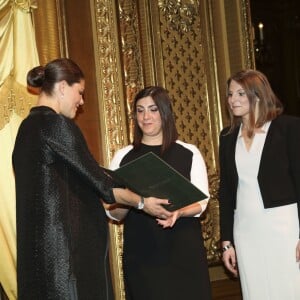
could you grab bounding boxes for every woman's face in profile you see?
[60,79,85,119]
[136,96,163,141]
[227,80,250,120]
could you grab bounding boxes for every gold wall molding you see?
[240,0,255,69]
[158,0,197,33]
[118,0,144,141]
[90,2,129,296]
[203,173,221,264]
[91,0,128,166]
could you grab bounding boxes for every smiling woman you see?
[219,69,300,300]
[105,86,212,300]
[135,96,163,145]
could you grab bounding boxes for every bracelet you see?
[137,196,145,210]
[222,243,233,253]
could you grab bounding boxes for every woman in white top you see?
[106,86,212,300]
[219,69,300,300]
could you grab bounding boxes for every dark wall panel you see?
[64,0,103,163]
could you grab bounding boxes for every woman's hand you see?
[222,242,238,277]
[156,202,203,228]
[113,189,172,218]
[156,210,182,228]
[143,197,173,219]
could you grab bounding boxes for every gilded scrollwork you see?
[202,173,221,264]
[93,1,133,298]
[93,0,128,163]
[240,0,256,69]
[158,0,197,33]
[118,0,144,140]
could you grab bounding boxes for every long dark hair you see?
[226,69,283,137]
[27,58,84,96]
[132,86,178,154]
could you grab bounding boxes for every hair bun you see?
[27,66,45,88]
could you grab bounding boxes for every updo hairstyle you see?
[27,58,84,96]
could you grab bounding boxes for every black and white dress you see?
[109,140,212,300]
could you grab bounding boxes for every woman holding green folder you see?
[106,86,212,300]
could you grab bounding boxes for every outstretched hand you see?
[156,210,181,228]
[143,197,173,219]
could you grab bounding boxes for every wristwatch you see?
[137,196,145,210]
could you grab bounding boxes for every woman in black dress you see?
[12,59,171,300]
[107,86,212,300]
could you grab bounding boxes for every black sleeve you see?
[44,115,119,204]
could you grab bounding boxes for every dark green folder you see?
[106,152,208,211]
